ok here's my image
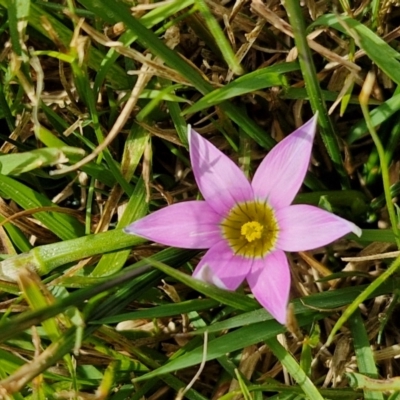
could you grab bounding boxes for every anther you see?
[241,221,264,242]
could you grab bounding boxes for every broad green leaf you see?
[0,147,85,175]
[184,63,298,114]
[0,229,146,280]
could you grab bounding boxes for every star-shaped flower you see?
[124,116,361,324]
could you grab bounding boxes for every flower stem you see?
[359,72,400,248]
[282,0,350,189]
[326,74,400,345]
[0,229,146,281]
[327,254,400,345]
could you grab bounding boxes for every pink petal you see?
[193,240,252,290]
[124,201,222,249]
[189,126,253,215]
[276,204,362,252]
[247,250,290,324]
[252,115,318,209]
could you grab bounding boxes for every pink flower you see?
[124,116,361,324]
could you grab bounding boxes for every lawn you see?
[0,0,399,399]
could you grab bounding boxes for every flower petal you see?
[276,204,362,252]
[247,250,290,324]
[189,126,253,215]
[124,201,222,249]
[193,240,252,290]
[252,115,318,209]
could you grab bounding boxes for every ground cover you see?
[0,0,399,398]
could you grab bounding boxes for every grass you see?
[0,0,399,398]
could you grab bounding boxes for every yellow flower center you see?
[221,201,279,259]
[240,221,264,242]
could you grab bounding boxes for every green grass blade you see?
[91,178,148,276]
[312,14,400,86]
[265,336,324,400]
[348,310,384,400]
[0,215,32,252]
[195,0,242,75]
[347,372,400,392]
[184,63,298,114]
[37,110,116,187]
[191,278,398,335]
[0,147,84,175]
[78,0,275,149]
[145,258,258,311]
[132,277,399,381]
[0,229,146,279]
[133,320,285,382]
[5,0,30,62]
[284,0,350,188]
[0,174,85,240]
[348,92,400,144]
[93,298,219,324]
[19,273,58,339]
[0,0,130,88]
[327,255,400,345]
[93,0,195,92]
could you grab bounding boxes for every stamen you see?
[241,221,264,242]
[220,200,279,259]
